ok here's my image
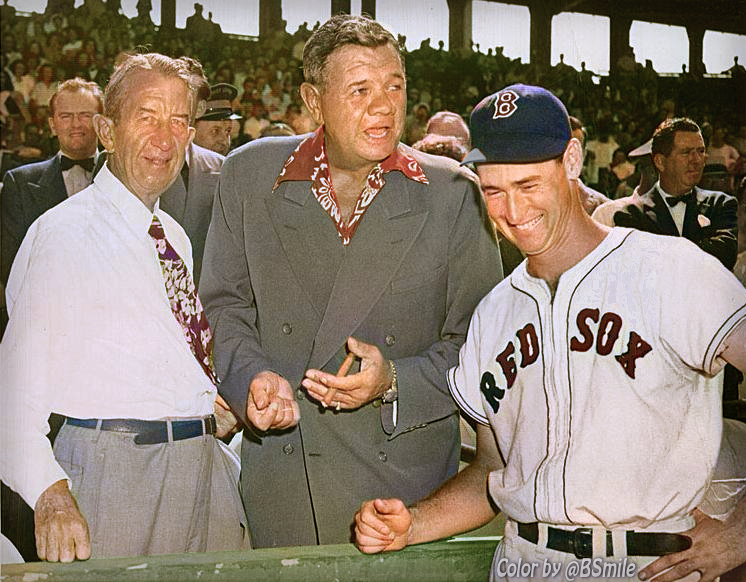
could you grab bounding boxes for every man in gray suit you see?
[200,14,502,548]
[159,141,223,286]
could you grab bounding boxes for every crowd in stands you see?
[1,0,745,198]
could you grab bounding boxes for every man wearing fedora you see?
[193,83,242,156]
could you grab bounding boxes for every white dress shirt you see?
[61,163,93,196]
[657,182,687,234]
[0,164,216,507]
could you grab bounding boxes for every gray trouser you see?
[54,422,248,558]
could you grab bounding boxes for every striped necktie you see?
[149,215,216,385]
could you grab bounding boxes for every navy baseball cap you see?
[462,84,571,165]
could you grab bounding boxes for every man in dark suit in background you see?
[1,78,104,288]
[613,117,738,270]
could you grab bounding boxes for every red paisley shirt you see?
[273,126,429,245]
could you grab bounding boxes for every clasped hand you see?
[302,337,392,411]
[247,370,301,431]
[354,498,412,553]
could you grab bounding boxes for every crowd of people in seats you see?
[1,0,744,197]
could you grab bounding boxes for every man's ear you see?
[652,152,666,174]
[93,113,115,152]
[564,137,583,180]
[48,115,57,137]
[299,82,323,126]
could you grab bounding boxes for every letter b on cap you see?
[493,90,519,119]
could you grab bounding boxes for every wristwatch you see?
[382,360,398,403]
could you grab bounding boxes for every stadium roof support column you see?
[361,0,376,19]
[446,0,473,52]
[529,2,552,72]
[259,0,283,39]
[161,0,175,29]
[687,25,705,75]
[332,0,352,14]
[609,14,631,75]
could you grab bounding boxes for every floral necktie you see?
[149,215,217,386]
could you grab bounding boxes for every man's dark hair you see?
[651,117,701,157]
[302,14,403,89]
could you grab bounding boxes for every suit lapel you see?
[682,187,704,239]
[28,158,67,212]
[159,167,188,222]
[644,188,679,236]
[308,172,427,370]
[266,180,337,320]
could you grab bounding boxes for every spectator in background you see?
[411,134,467,162]
[411,111,471,163]
[584,120,619,193]
[707,125,741,176]
[258,121,295,138]
[592,137,655,226]
[611,147,635,180]
[2,78,104,289]
[241,101,270,141]
[569,115,610,214]
[193,83,242,156]
[404,101,430,145]
[29,64,58,110]
[614,117,737,270]
[424,110,470,149]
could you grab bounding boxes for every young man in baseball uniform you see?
[354,84,746,581]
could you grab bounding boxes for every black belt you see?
[517,522,691,559]
[65,416,217,445]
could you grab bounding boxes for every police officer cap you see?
[197,83,242,121]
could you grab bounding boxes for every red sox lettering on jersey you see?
[481,311,652,414]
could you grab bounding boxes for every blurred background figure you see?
[569,115,610,214]
[193,83,242,156]
[411,110,470,162]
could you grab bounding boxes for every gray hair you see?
[302,14,403,89]
[104,52,207,123]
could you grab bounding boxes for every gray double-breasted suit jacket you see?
[200,135,503,547]
[159,143,224,285]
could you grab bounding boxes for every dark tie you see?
[148,216,216,386]
[60,155,95,172]
[666,192,693,207]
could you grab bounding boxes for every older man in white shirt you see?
[1,52,246,562]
